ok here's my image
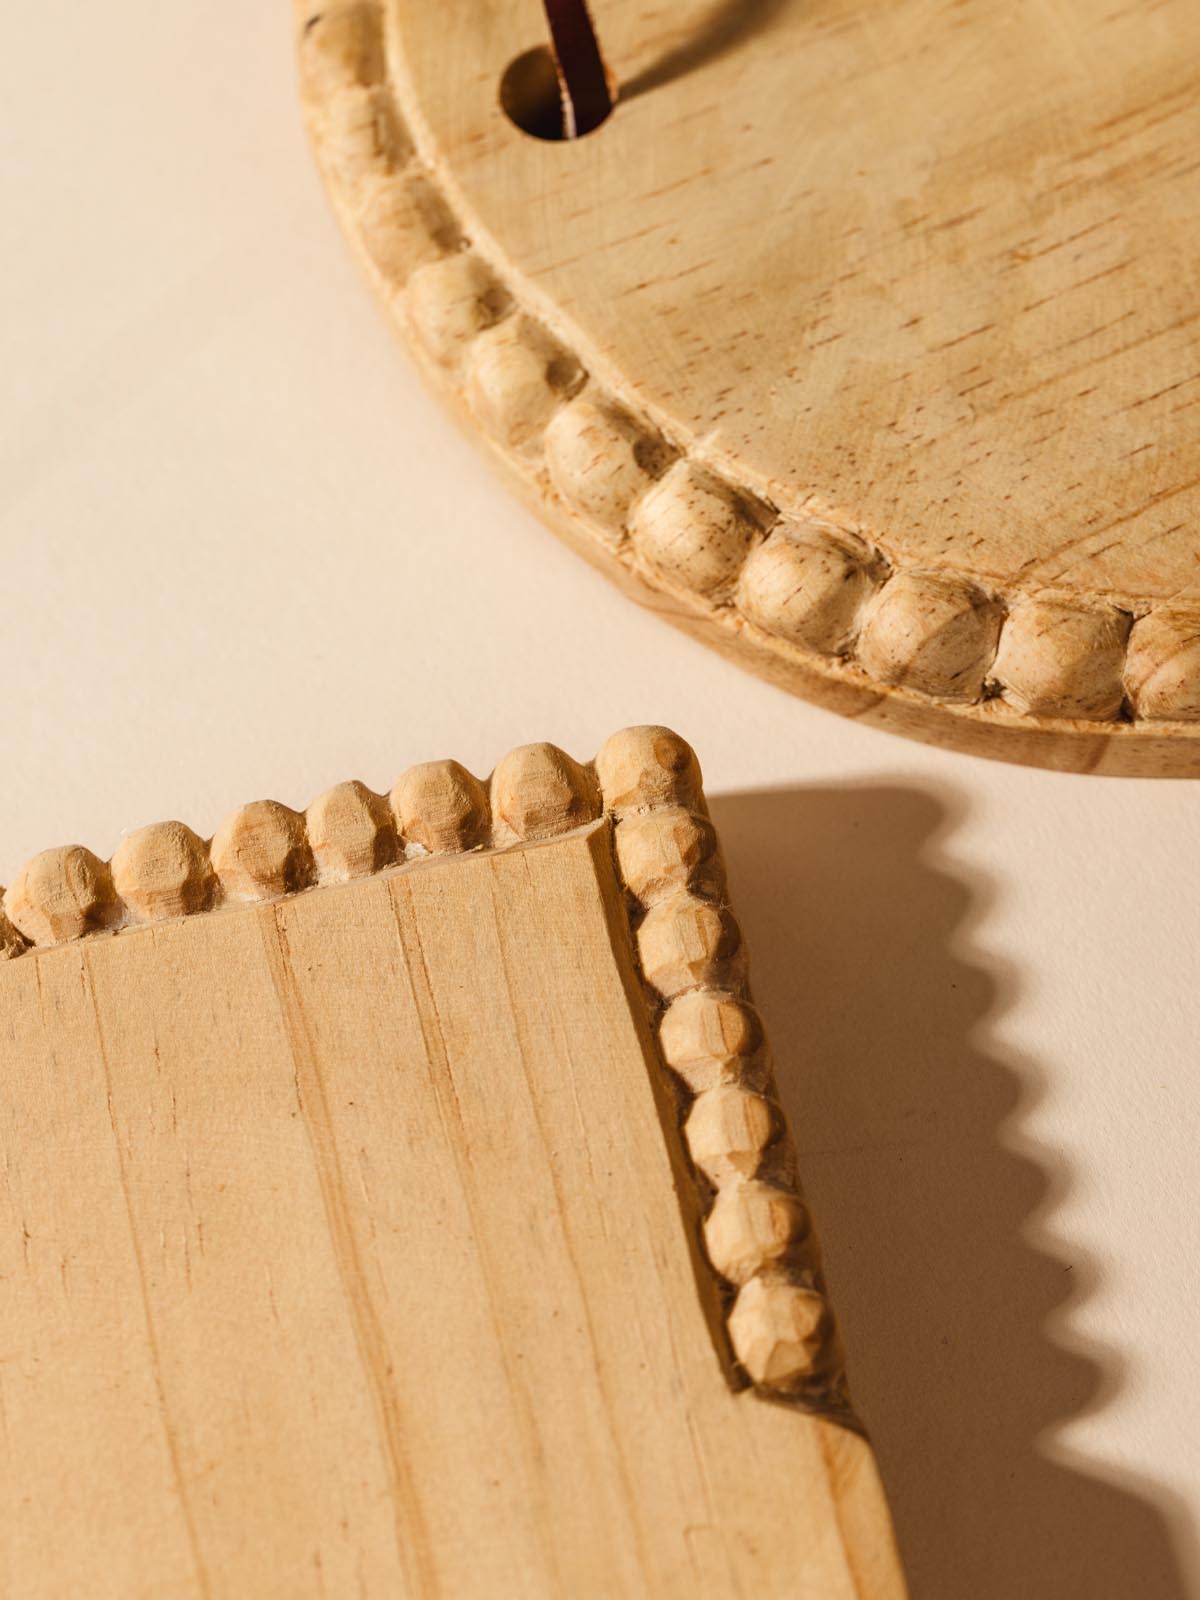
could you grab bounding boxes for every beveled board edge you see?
[294,0,1200,777]
[1,726,850,1420]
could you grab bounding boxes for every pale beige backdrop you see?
[2,6,1198,1597]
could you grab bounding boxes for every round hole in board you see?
[499,45,614,141]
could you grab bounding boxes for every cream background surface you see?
[1,7,1197,1596]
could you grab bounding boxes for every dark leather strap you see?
[543,0,613,137]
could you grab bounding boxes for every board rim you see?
[0,724,872,1432]
[295,1,1200,775]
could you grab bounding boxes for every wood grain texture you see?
[0,729,906,1596]
[296,0,1200,774]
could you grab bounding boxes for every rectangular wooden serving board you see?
[0,728,905,1598]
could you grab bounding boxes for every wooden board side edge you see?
[293,0,1200,776]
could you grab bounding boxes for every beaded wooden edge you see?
[0,726,846,1414]
[293,1,1200,778]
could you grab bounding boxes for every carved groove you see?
[297,0,1200,745]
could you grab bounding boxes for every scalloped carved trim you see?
[2,726,847,1415]
[296,0,1200,775]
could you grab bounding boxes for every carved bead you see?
[391,761,490,853]
[614,809,720,907]
[637,890,745,999]
[358,173,458,286]
[308,781,397,880]
[993,596,1129,719]
[299,4,383,99]
[210,801,314,903]
[685,1087,779,1182]
[490,744,599,842]
[658,990,765,1094]
[544,397,663,537]
[738,524,875,654]
[858,571,1001,701]
[406,253,509,368]
[703,1179,808,1286]
[324,86,409,193]
[728,1276,832,1389]
[111,823,215,923]
[0,898,27,959]
[1125,606,1200,722]
[594,725,703,814]
[4,847,118,946]
[467,316,581,450]
[631,463,762,595]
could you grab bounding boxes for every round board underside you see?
[297,0,1200,774]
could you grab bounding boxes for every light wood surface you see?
[0,728,905,1598]
[7,8,1200,1586]
[297,0,1200,774]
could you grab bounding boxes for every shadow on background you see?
[710,784,1187,1599]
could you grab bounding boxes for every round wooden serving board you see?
[296,0,1200,774]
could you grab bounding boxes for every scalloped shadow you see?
[710,783,1187,1600]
